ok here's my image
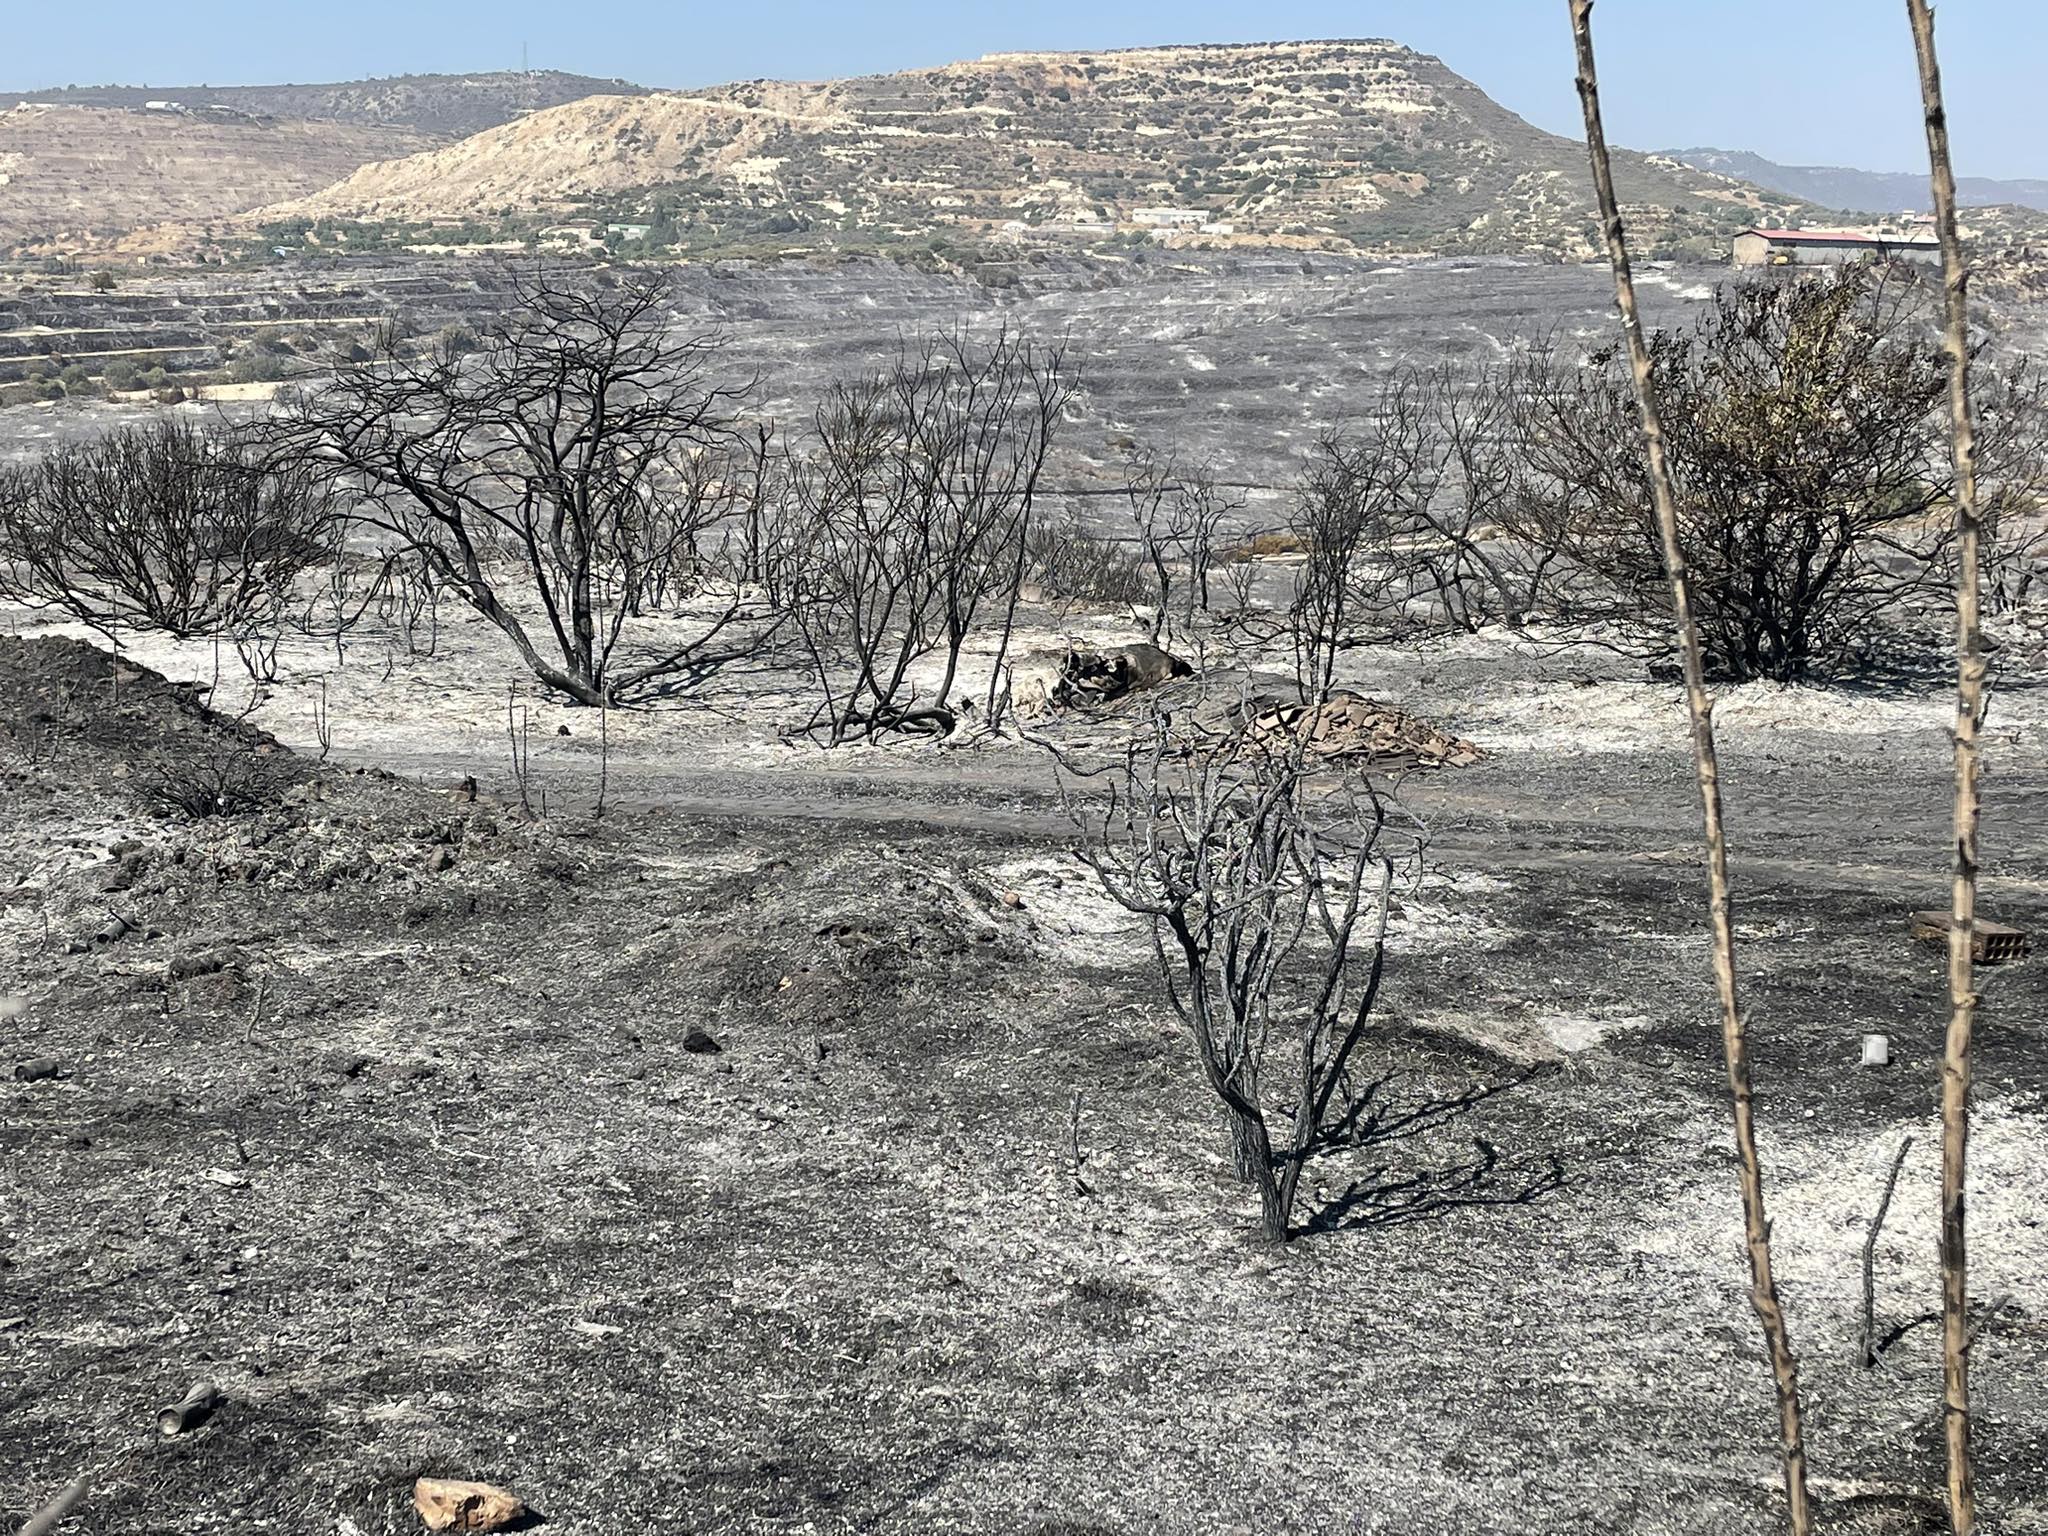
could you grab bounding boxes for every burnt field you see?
[0,251,1716,491]
[5,248,2048,1534]
[4,618,2048,1535]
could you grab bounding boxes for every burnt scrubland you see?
[5,610,2048,1533]
[1,214,2046,1533]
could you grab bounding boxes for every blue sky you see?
[8,1,2043,179]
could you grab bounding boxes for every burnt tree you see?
[1068,712,1417,1242]
[275,269,763,705]
[781,328,1070,742]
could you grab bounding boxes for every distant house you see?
[1732,227,1941,267]
[1130,207,1205,229]
[606,222,654,241]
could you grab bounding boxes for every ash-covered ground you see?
[4,253,2048,1534]
[4,589,2048,1534]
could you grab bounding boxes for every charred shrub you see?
[1507,266,2047,680]
[1024,512,1150,607]
[0,418,333,639]
[142,746,285,820]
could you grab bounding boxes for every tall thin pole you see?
[1565,5,1813,1531]
[1905,2,1983,1530]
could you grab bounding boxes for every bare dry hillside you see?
[0,107,434,248]
[6,71,652,140]
[272,41,1806,257]
[0,73,654,253]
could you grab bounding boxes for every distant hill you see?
[269,42,1810,259]
[1662,147,2048,216]
[0,107,439,249]
[5,71,654,140]
[0,72,654,253]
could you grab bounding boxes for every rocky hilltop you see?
[272,41,1805,259]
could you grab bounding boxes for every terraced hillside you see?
[274,41,1808,259]
[0,251,1715,471]
[0,106,435,250]
[0,258,517,390]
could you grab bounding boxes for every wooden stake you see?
[1566,5,1813,1530]
[1904,2,1984,1529]
[1069,1088,1091,1196]
[1862,1136,1914,1367]
[16,1475,89,1536]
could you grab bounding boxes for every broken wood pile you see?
[1240,689,1481,770]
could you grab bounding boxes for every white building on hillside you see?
[1131,207,1205,229]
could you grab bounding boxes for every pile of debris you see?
[1010,642,1193,718]
[1239,689,1481,770]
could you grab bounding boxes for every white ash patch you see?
[1402,1002,1648,1064]
[1628,1100,2048,1318]
[976,858,1514,970]
[625,846,775,881]
[1456,683,1685,755]
[1768,1102,2048,1308]
[981,853,1152,967]
[1432,868,1511,895]
[1637,270,1714,303]
[1385,870,1519,954]
[1532,1011,1654,1054]
[1444,667,2048,757]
